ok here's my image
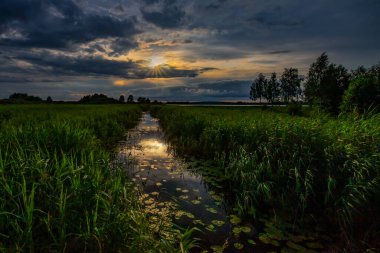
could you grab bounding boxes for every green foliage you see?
[250,73,266,102]
[154,105,380,248]
[286,101,303,116]
[305,53,350,114]
[0,105,180,252]
[341,75,380,113]
[280,68,303,102]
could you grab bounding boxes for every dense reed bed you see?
[152,105,380,250]
[0,105,181,252]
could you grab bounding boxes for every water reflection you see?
[117,113,330,253]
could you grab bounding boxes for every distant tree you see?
[304,53,350,114]
[119,95,125,103]
[250,73,266,103]
[127,95,134,103]
[78,93,118,104]
[264,72,280,104]
[9,93,43,103]
[46,96,53,103]
[341,73,380,113]
[146,98,151,103]
[137,97,146,103]
[280,68,303,103]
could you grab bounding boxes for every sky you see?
[0,0,379,101]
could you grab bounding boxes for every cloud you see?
[0,0,139,49]
[11,51,214,80]
[141,5,185,29]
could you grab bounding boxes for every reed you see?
[0,105,183,252]
[153,105,380,249]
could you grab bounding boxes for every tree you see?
[119,95,125,103]
[304,52,329,104]
[280,68,303,103]
[264,72,280,104]
[304,53,350,114]
[127,95,134,103]
[341,74,380,113]
[46,96,53,103]
[250,73,266,103]
[137,97,146,103]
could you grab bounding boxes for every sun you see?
[149,55,166,67]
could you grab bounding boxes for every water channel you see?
[117,113,330,253]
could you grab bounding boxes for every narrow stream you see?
[117,113,330,253]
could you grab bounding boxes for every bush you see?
[286,101,303,115]
[341,75,380,113]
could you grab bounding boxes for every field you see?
[0,105,184,252]
[152,105,380,250]
[1,104,379,252]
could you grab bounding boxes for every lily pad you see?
[211,194,222,201]
[232,227,241,236]
[247,239,256,245]
[191,200,201,205]
[230,215,241,225]
[182,189,189,193]
[206,224,216,232]
[240,226,251,233]
[175,188,181,191]
[179,195,189,200]
[234,243,244,250]
[155,182,162,187]
[210,245,224,253]
[151,191,159,196]
[211,220,225,227]
[206,207,218,214]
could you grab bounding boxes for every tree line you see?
[1,93,159,104]
[250,53,380,114]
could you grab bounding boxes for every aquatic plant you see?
[153,105,380,250]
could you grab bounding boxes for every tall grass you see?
[152,105,380,249]
[0,105,181,252]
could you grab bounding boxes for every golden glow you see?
[149,55,166,67]
[138,139,168,158]
[113,79,128,86]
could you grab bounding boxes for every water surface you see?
[117,113,331,253]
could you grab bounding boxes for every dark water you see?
[117,113,331,253]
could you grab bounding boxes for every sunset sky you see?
[0,0,379,101]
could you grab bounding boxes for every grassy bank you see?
[152,105,380,250]
[0,105,180,252]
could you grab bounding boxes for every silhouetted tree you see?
[119,95,125,103]
[137,97,146,103]
[304,53,350,113]
[250,73,266,103]
[146,98,151,103]
[46,96,53,103]
[127,95,134,103]
[264,72,280,104]
[78,93,118,104]
[9,93,43,103]
[341,63,380,113]
[280,68,303,103]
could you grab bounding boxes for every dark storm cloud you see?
[0,0,379,101]
[0,0,139,49]
[141,5,185,29]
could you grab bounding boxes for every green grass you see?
[152,105,380,249]
[0,105,184,252]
